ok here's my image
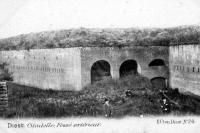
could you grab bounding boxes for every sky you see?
[0,0,200,39]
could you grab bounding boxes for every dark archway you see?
[149,59,165,67]
[119,59,138,77]
[91,60,111,84]
[151,77,166,90]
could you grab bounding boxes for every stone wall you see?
[0,48,82,90]
[169,44,200,95]
[81,46,169,88]
[1,45,200,96]
[0,46,169,91]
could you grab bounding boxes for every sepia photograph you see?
[0,0,200,132]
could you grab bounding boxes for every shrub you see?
[0,62,13,81]
[5,74,200,118]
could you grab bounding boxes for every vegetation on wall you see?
[0,25,200,50]
[0,63,13,81]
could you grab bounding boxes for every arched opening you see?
[149,59,165,67]
[151,77,166,90]
[91,60,111,84]
[120,59,138,77]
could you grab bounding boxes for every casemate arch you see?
[91,60,111,84]
[149,59,165,67]
[119,59,141,77]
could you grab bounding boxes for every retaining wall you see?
[0,46,169,91]
[169,45,200,95]
[0,48,82,90]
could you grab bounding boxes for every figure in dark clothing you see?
[89,104,96,116]
[103,98,112,117]
[125,89,133,97]
[161,98,171,114]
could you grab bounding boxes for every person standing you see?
[103,98,112,117]
[161,98,171,114]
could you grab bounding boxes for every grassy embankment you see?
[0,25,200,50]
[5,74,200,118]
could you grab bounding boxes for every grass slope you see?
[5,74,200,118]
[0,25,200,50]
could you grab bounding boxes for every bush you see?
[1,26,200,50]
[82,74,153,102]
[5,74,200,118]
[0,62,13,81]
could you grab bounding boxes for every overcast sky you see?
[0,0,200,39]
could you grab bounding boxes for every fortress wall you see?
[169,45,200,95]
[81,46,169,88]
[0,46,169,91]
[0,48,82,90]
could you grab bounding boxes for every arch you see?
[119,59,138,77]
[91,60,111,84]
[151,77,166,89]
[149,59,165,67]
